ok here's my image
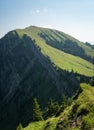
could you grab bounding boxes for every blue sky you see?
[0,0,94,44]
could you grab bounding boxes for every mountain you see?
[0,26,94,130]
[17,26,94,64]
[85,42,94,50]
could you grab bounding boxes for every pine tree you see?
[33,98,43,121]
[62,95,67,108]
[46,99,59,117]
[46,99,54,116]
[16,123,23,130]
[58,95,68,114]
[90,77,94,86]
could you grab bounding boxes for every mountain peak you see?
[0,25,94,130]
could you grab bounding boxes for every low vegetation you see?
[17,83,94,130]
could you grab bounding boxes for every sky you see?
[0,0,94,44]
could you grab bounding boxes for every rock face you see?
[0,26,92,130]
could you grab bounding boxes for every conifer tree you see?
[90,77,94,86]
[58,95,68,114]
[16,123,23,130]
[33,98,43,121]
[46,99,59,117]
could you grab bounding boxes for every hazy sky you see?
[0,0,94,44]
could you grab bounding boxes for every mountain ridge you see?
[0,26,94,130]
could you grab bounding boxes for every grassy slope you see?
[20,84,94,130]
[15,26,94,77]
[56,83,94,130]
[18,26,94,58]
[21,117,59,130]
[24,118,58,130]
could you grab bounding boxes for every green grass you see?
[24,121,44,130]
[16,26,94,58]
[42,117,59,130]
[75,84,94,129]
[15,26,94,77]
[22,117,59,130]
[57,83,94,130]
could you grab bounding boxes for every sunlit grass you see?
[16,27,94,77]
[23,117,59,130]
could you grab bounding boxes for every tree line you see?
[32,96,72,121]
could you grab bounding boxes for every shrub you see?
[81,115,94,130]
[77,104,89,117]
[90,77,94,86]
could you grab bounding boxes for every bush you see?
[77,104,89,117]
[81,114,94,130]
[90,77,94,86]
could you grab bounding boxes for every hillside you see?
[17,26,94,63]
[0,26,94,130]
[16,26,94,76]
[3,26,94,76]
[19,83,94,130]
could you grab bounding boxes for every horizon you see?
[0,0,94,44]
